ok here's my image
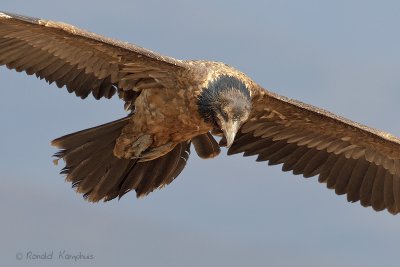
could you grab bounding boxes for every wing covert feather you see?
[0,11,194,102]
[229,87,400,214]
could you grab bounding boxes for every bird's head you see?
[198,75,252,147]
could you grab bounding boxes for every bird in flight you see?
[1,11,400,215]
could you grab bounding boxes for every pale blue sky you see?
[1,1,400,266]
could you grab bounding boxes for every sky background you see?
[1,1,400,266]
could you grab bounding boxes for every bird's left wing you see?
[228,87,400,214]
[0,11,194,103]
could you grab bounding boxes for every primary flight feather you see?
[2,11,400,214]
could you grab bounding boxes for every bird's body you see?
[112,60,255,160]
[2,11,400,214]
[114,71,211,160]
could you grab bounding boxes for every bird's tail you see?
[51,117,191,201]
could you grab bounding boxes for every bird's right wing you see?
[228,87,400,214]
[0,11,196,103]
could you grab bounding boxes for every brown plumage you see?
[2,12,400,214]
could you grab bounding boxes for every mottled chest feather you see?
[114,84,212,159]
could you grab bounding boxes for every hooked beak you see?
[221,120,240,148]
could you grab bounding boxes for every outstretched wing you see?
[228,87,400,214]
[0,11,192,103]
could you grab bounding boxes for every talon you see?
[114,134,153,159]
[139,142,176,161]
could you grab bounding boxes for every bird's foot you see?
[114,134,153,159]
[138,142,176,162]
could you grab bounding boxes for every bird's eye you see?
[218,107,228,119]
